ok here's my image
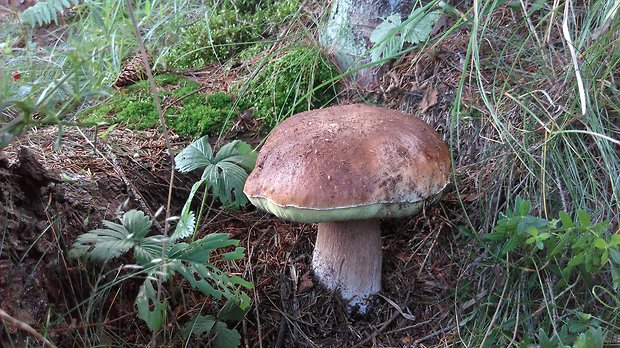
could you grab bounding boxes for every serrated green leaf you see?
[370,13,401,43]
[402,10,442,44]
[221,247,246,261]
[229,275,253,289]
[182,314,216,339]
[134,235,166,267]
[177,138,255,207]
[210,161,250,206]
[170,210,196,242]
[135,279,167,331]
[46,3,56,24]
[88,239,133,260]
[123,210,152,239]
[175,136,214,172]
[217,141,257,171]
[212,321,241,348]
[175,234,240,263]
[369,13,404,62]
[69,210,152,261]
[172,261,223,299]
[52,0,64,14]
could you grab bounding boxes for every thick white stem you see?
[312,219,382,313]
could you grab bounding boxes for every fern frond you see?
[20,0,79,28]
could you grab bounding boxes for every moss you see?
[237,45,339,129]
[207,92,233,109]
[165,0,299,69]
[81,76,235,137]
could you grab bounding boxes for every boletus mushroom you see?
[243,104,450,313]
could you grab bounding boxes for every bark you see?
[312,219,382,314]
[320,0,411,87]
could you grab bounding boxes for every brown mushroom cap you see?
[243,104,451,223]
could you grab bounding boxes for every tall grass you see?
[447,0,619,345]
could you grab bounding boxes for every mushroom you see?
[243,104,450,313]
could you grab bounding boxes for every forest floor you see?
[0,27,478,346]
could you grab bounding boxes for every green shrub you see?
[238,45,339,129]
[458,197,620,347]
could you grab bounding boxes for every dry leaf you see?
[419,86,438,114]
[298,273,314,293]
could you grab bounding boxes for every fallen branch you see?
[0,308,57,348]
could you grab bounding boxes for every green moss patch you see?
[237,45,339,129]
[166,0,299,69]
[81,74,234,137]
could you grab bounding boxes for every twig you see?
[562,0,587,115]
[412,323,455,345]
[274,314,288,348]
[351,310,401,348]
[0,308,57,348]
[125,1,176,347]
[417,228,440,277]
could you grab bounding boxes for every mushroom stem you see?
[312,219,382,313]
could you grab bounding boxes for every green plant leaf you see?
[171,233,239,263]
[222,247,246,261]
[123,210,153,239]
[69,210,153,261]
[176,138,256,207]
[484,231,509,241]
[577,209,591,227]
[213,140,257,171]
[559,211,573,229]
[516,197,531,216]
[218,297,249,322]
[500,233,523,255]
[568,253,586,267]
[592,238,607,249]
[548,230,574,258]
[134,235,166,267]
[229,275,254,290]
[135,278,167,331]
[402,9,443,44]
[212,321,241,348]
[175,136,214,173]
[182,314,216,340]
[369,13,403,62]
[170,210,196,242]
[172,261,223,299]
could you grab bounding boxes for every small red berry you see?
[12,71,21,81]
